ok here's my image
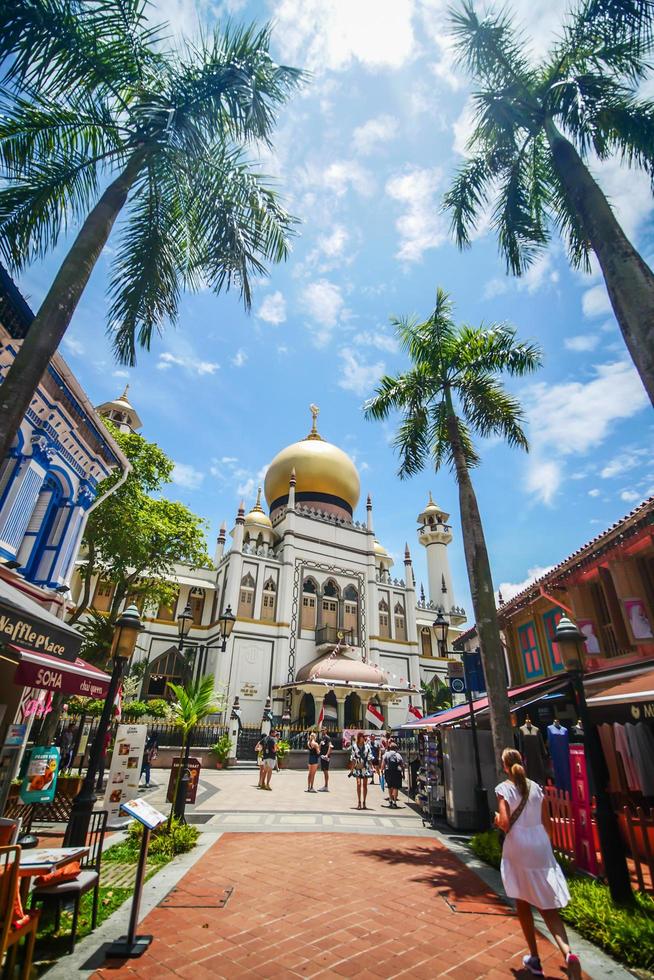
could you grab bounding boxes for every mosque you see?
[73,393,467,730]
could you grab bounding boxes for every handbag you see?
[498,780,530,850]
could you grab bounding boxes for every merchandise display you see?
[416,729,444,825]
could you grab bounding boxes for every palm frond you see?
[167,674,221,734]
[492,136,550,275]
[592,95,654,176]
[448,0,537,91]
[455,325,543,377]
[442,153,495,247]
[459,373,530,450]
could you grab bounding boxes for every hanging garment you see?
[547,724,571,793]
[519,725,548,785]
[598,724,627,794]
[625,723,654,797]
[614,723,641,792]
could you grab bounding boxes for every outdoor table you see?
[17,846,89,903]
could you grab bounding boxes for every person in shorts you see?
[382,741,405,808]
[256,729,277,790]
[318,727,333,791]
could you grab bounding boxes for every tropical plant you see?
[420,677,452,714]
[364,288,542,773]
[0,1,304,460]
[275,738,291,765]
[166,674,224,823]
[443,0,654,405]
[210,733,233,766]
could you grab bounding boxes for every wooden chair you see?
[0,845,40,980]
[31,810,108,954]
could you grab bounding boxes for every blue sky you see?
[16,0,654,617]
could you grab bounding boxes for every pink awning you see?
[12,646,111,698]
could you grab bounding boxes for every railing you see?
[543,786,576,867]
[621,805,654,893]
[315,626,357,647]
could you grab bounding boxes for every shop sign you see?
[20,746,60,804]
[166,758,201,804]
[0,599,79,660]
[446,660,464,679]
[630,701,654,721]
[14,658,108,698]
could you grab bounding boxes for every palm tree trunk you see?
[446,398,514,778]
[0,150,146,461]
[545,118,654,406]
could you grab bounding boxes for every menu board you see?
[120,797,166,830]
[103,724,147,827]
[20,746,60,804]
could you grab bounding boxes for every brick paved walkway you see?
[93,833,582,979]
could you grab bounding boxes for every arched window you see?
[421,627,433,658]
[322,579,339,628]
[394,602,406,641]
[93,579,116,613]
[323,579,339,598]
[301,577,318,630]
[189,586,205,625]
[146,647,185,699]
[343,585,358,636]
[261,577,276,621]
[379,598,390,638]
[238,573,255,618]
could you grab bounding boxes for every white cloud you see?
[256,291,287,325]
[323,160,373,197]
[318,225,350,258]
[497,565,554,603]
[483,278,509,300]
[564,334,600,353]
[112,369,129,379]
[356,330,399,354]
[301,279,345,346]
[236,463,269,501]
[600,448,651,479]
[520,253,559,294]
[352,115,398,155]
[620,489,640,503]
[386,166,446,262]
[582,284,611,318]
[232,349,247,368]
[63,336,84,357]
[588,488,600,497]
[273,0,417,72]
[452,97,476,157]
[338,349,385,397]
[157,351,219,376]
[524,360,649,504]
[171,462,204,490]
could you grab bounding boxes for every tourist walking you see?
[369,734,380,784]
[58,724,75,771]
[382,741,404,807]
[256,729,278,790]
[140,733,158,789]
[349,731,374,809]
[318,727,333,791]
[495,748,581,979]
[306,731,320,792]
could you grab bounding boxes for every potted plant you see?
[275,739,290,769]
[210,733,233,769]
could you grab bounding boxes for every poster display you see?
[121,798,166,830]
[623,597,653,640]
[103,724,147,827]
[20,746,60,804]
[166,758,201,804]
[577,619,600,655]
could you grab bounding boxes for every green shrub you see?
[561,878,654,972]
[210,733,232,764]
[275,739,290,762]
[123,700,149,718]
[126,817,199,861]
[470,829,502,869]
[145,698,170,719]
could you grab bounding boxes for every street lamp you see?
[555,614,632,905]
[66,604,143,846]
[218,605,236,652]
[177,601,193,650]
[434,611,448,657]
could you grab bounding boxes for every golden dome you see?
[244,487,272,529]
[373,540,393,565]
[264,406,360,514]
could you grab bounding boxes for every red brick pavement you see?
[93,833,584,979]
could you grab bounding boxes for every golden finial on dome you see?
[307,404,322,441]
[252,487,264,512]
[119,384,130,401]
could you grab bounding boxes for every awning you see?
[586,666,654,707]
[0,576,81,660]
[10,646,111,698]
[401,675,570,729]
[171,574,216,591]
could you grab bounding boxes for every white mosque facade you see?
[71,396,467,730]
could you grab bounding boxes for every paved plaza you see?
[37,767,633,980]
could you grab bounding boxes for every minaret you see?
[231,500,245,554]
[214,522,226,563]
[95,384,142,434]
[366,494,373,533]
[417,492,455,611]
[287,468,296,512]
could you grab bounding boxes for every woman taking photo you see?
[306,731,319,792]
[349,731,374,809]
[495,748,581,978]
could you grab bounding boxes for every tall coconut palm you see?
[442,0,654,405]
[167,674,223,826]
[365,288,542,773]
[0,0,303,460]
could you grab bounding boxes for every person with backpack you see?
[495,747,581,979]
[256,729,278,791]
[382,741,404,808]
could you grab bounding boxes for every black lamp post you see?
[66,604,143,846]
[172,605,236,823]
[555,614,633,905]
[434,611,448,658]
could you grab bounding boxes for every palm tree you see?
[442,0,654,405]
[365,288,542,773]
[0,1,303,460]
[420,677,452,714]
[167,674,223,827]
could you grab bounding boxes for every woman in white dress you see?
[495,748,581,979]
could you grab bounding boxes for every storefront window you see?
[518,621,543,679]
[542,608,564,672]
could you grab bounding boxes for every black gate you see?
[237,725,262,760]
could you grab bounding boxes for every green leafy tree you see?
[167,674,224,825]
[365,289,542,773]
[420,677,452,714]
[443,0,654,405]
[0,1,304,460]
[70,422,211,625]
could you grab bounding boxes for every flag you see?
[366,702,384,728]
[113,684,122,721]
[407,703,423,722]
[317,704,324,729]
[324,702,337,720]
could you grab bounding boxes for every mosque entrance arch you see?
[298,692,315,728]
[344,692,362,727]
